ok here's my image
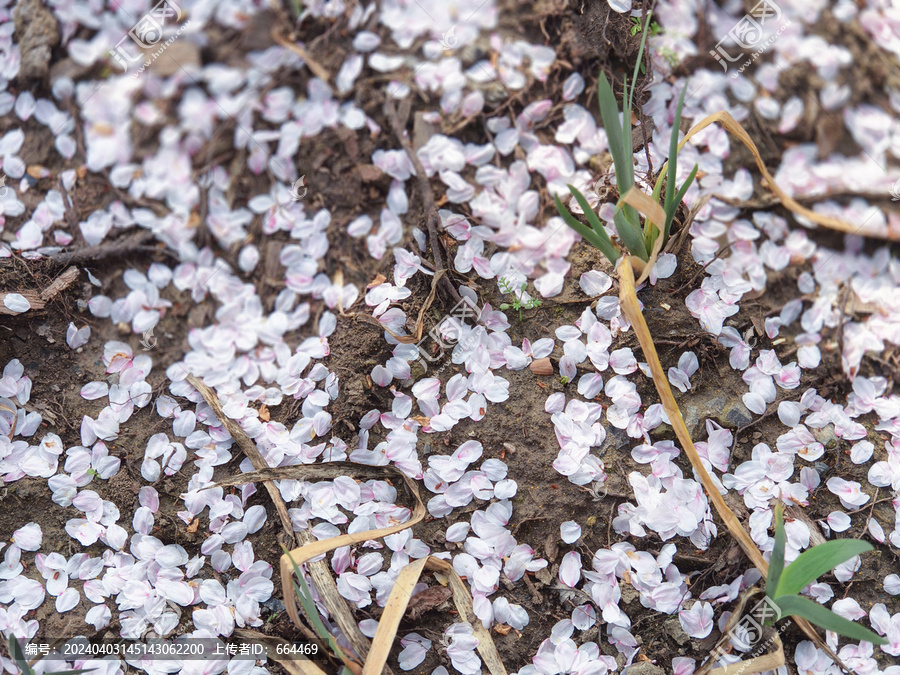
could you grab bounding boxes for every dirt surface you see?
[3,1,900,673]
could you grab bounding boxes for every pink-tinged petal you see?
[579,270,612,297]
[679,601,714,638]
[56,587,80,613]
[80,381,109,400]
[85,604,112,630]
[577,373,604,399]
[12,522,42,551]
[371,365,392,387]
[743,392,767,415]
[827,511,851,532]
[559,551,582,588]
[12,577,45,610]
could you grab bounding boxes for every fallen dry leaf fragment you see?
[405,585,452,621]
[530,357,553,375]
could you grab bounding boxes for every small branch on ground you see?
[384,98,461,305]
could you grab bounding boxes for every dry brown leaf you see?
[406,585,452,620]
[367,273,387,289]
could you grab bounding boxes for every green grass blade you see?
[621,74,634,195]
[10,636,34,675]
[568,185,606,236]
[767,502,786,600]
[554,192,619,262]
[628,11,652,113]
[281,545,344,658]
[664,164,698,241]
[776,539,874,597]
[597,73,628,195]
[775,595,887,645]
[665,85,688,215]
[614,207,648,260]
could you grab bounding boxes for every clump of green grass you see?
[555,11,698,266]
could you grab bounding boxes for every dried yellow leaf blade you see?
[232,629,329,675]
[616,256,768,574]
[279,465,426,634]
[617,256,848,671]
[679,111,898,240]
[424,557,508,675]
[706,636,785,675]
[362,557,430,675]
[618,188,668,285]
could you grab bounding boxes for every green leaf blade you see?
[10,636,34,675]
[554,192,619,263]
[767,502,786,600]
[597,73,628,195]
[775,595,887,645]
[665,85,688,215]
[664,164,698,241]
[776,539,874,597]
[613,207,648,260]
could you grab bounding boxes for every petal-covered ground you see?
[2,1,900,674]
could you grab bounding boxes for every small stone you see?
[664,616,690,646]
[812,425,838,449]
[530,357,553,375]
[723,400,753,427]
[624,660,665,675]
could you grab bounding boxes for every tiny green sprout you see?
[86,468,98,477]
[498,278,541,321]
[560,376,570,386]
[631,17,663,37]
[8,635,97,675]
[555,10,698,267]
[763,502,887,645]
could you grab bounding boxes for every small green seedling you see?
[764,502,887,645]
[498,277,541,321]
[629,17,662,37]
[7,635,96,675]
[555,11,698,266]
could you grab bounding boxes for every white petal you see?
[85,604,112,630]
[3,293,31,313]
[56,587,81,612]
[559,551,582,588]
[560,521,582,544]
